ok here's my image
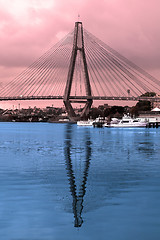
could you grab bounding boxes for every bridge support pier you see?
[63,100,77,119]
[63,21,92,121]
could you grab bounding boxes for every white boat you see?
[77,116,107,127]
[93,116,106,128]
[104,115,148,128]
[77,119,94,126]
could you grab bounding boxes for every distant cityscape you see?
[0,99,159,122]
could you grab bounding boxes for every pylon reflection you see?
[64,124,91,227]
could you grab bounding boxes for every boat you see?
[77,116,107,127]
[77,119,94,126]
[104,115,148,128]
[93,116,106,128]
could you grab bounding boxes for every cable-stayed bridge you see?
[0,21,160,119]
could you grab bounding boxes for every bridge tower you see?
[63,22,92,121]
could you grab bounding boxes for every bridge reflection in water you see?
[64,124,91,227]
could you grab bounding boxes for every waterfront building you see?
[138,107,160,123]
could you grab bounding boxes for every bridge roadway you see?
[0,96,160,102]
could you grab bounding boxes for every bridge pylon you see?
[63,22,92,121]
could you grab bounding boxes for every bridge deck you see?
[0,96,159,102]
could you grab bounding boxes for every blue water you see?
[0,122,160,240]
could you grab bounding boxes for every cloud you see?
[0,0,160,88]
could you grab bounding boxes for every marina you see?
[0,122,160,240]
[77,114,160,128]
[0,3,160,240]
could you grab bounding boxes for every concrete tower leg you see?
[63,22,93,121]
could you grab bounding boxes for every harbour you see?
[0,0,160,240]
[0,122,160,239]
[77,115,160,128]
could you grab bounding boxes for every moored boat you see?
[104,115,148,128]
[77,119,94,126]
[93,116,106,128]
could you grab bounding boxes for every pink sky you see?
[0,0,160,109]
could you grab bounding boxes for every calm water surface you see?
[0,122,160,240]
